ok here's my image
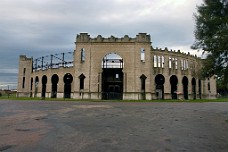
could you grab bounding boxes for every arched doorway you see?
[30,78,33,97]
[140,74,147,100]
[182,76,188,100]
[102,53,123,100]
[42,75,47,98]
[155,74,165,99]
[63,73,73,98]
[170,75,178,99]
[192,78,196,99]
[35,76,39,97]
[51,74,59,98]
[79,74,86,90]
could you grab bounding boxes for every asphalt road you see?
[0,100,228,152]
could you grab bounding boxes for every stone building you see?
[17,33,217,100]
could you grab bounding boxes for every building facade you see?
[17,33,217,100]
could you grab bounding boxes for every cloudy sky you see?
[0,0,203,90]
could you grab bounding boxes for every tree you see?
[192,0,228,95]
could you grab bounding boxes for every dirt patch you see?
[0,109,51,151]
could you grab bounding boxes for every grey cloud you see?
[0,0,203,88]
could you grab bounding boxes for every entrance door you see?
[102,68,123,100]
[107,85,121,100]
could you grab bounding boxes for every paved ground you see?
[0,100,228,152]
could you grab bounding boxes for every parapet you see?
[19,55,32,61]
[152,47,200,59]
[76,33,151,43]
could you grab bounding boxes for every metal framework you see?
[102,59,123,69]
[33,52,74,71]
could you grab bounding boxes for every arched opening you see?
[182,76,188,100]
[198,79,202,99]
[192,78,196,99]
[102,53,123,100]
[35,76,39,97]
[140,74,147,100]
[63,73,73,98]
[30,78,33,97]
[170,75,178,99]
[41,75,47,98]
[155,74,165,99]
[79,74,86,90]
[51,74,59,98]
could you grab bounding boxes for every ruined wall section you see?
[151,47,205,99]
[17,55,33,97]
[30,67,74,98]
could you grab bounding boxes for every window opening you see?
[154,55,157,67]
[22,77,25,88]
[181,59,184,70]
[81,48,85,62]
[161,56,165,68]
[169,57,172,68]
[23,68,26,75]
[158,56,161,67]
[175,58,178,69]
[141,48,145,62]
[79,74,86,90]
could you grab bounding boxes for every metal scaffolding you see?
[33,52,74,71]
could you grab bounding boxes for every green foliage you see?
[192,0,228,94]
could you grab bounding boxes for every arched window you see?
[79,74,86,90]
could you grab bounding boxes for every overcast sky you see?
[0,0,203,90]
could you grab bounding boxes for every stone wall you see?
[17,33,217,100]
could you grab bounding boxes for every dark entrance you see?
[51,74,59,98]
[140,74,147,100]
[34,76,39,97]
[64,73,73,98]
[170,75,178,99]
[102,53,123,100]
[182,76,188,100]
[30,78,33,97]
[41,75,47,98]
[155,74,165,99]
[192,78,196,99]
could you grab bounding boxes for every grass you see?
[0,93,227,102]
